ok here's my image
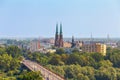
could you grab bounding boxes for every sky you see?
[0,0,120,38]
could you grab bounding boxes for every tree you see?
[91,53,104,62]
[27,52,49,65]
[67,53,96,66]
[17,71,43,80]
[67,53,80,65]
[56,48,65,54]
[6,46,21,58]
[105,48,120,67]
[0,47,6,54]
[72,48,79,53]
[95,67,117,80]
[0,53,20,72]
[64,65,78,79]
[48,54,64,65]
[77,73,89,80]
[61,54,69,64]
[98,60,113,68]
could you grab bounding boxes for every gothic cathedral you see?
[54,23,63,47]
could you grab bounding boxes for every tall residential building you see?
[96,43,106,56]
[54,23,64,47]
[82,42,106,56]
[30,39,41,52]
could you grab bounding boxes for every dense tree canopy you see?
[26,47,120,80]
[6,46,21,58]
[17,72,43,80]
[0,46,43,80]
[1,45,120,80]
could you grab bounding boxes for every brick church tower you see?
[54,23,63,47]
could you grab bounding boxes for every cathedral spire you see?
[71,36,75,48]
[60,23,62,34]
[56,23,58,34]
[72,36,74,43]
[55,22,63,48]
[59,23,63,47]
[55,23,59,47]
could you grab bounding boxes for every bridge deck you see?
[22,60,65,80]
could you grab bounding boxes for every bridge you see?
[22,60,65,80]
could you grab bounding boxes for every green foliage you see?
[42,48,120,80]
[91,53,104,62]
[48,64,95,80]
[72,48,80,53]
[106,48,120,67]
[6,46,21,58]
[67,53,96,67]
[48,54,64,65]
[0,47,6,54]
[0,54,20,72]
[46,65,65,77]
[1,45,120,80]
[98,60,113,68]
[56,48,65,54]
[27,52,49,65]
[0,77,16,80]
[67,53,80,65]
[0,46,44,79]
[95,67,117,80]
[17,71,43,80]
[61,54,69,64]
[77,73,90,80]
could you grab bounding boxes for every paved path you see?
[22,60,65,80]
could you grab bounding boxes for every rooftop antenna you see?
[38,37,41,49]
[90,32,93,42]
[107,34,110,43]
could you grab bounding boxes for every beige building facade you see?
[82,43,106,56]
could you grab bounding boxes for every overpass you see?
[22,60,65,80]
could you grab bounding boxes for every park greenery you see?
[27,48,120,80]
[0,46,43,80]
[1,45,120,80]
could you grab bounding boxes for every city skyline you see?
[0,0,120,38]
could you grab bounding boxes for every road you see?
[22,60,65,80]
